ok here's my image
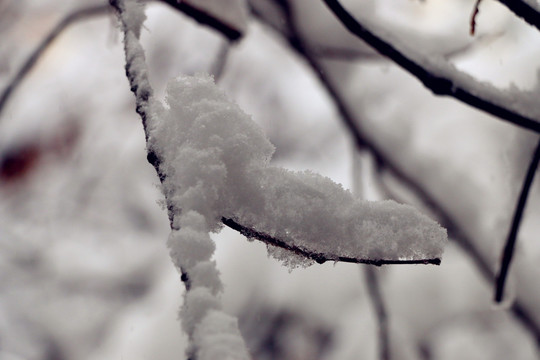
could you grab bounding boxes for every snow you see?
[193,310,250,360]
[123,0,146,38]
[152,73,447,267]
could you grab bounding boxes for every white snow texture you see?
[152,73,447,266]
[150,73,446,359]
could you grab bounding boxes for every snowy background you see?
[0,0,539,359]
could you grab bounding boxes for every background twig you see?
[321,0,540,134]
[0,4,110,119]
[495,137,540,302]
[364,267,390,360]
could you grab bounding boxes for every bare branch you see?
[209,40,231,80]
[222,217,440,266]
[497,0,540,32]
[157,0,243,41]
[0,4,110,119]
[495,137,540,302]
[310,45,381,61]
[321,0,540,134]
[364,267,391,360]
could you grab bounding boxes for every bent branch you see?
[321,0,540,134]
[222,217,441,266]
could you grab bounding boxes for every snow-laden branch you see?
[222,217,441,266]
[497,0,540,32]
[322,0,540,134]
[153,73,446,268]
[109,2,249,359]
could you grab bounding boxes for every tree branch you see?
[222,217,440,266]
[321,0,540,134]
[364,267,391,360]
[157,0,243,41]
[0,4,110,119]
[495,137,540,302]
[497,0,540,32]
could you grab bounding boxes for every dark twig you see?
[209,40,231,80]
[364,267,390,360]
[496,0,540,32]
[321,0,540,134]
[495,137,540,302]
[311,45,380,61]
[222,217,440,266]
[470,0,483,35]
[0,4,110,119]
[158,0,243,41]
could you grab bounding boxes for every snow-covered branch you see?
[154,73,446,268]
[222,217,441,266]
[321,0,540,134]
[109,2,250,359]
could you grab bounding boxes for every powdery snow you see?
[152,73,447,268]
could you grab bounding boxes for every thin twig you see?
[0,4,110,119]
[364,267,390,360]
[321,0,540,134]
[222,217,440,266]
[470,0,483,35]
[158,0,243,41]
[496,0,540,32]
[495,137,540,302]
[209,40,231,80]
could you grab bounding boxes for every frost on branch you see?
[150,73,447,268]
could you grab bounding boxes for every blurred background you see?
[0,0,539,359]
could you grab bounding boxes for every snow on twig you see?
[222,217,441,266]
[495,137,540,302]
[321,0,540,134]
[153,74,446,268]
